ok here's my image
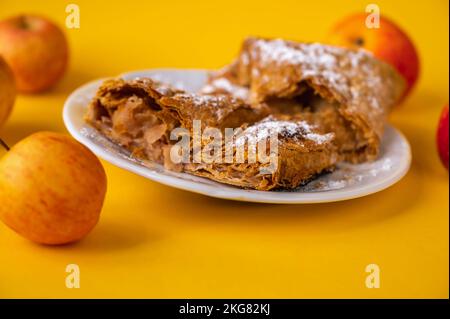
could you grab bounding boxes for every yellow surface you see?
[0,0,448,299]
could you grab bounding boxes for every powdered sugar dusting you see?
[235,116,334,147]
[251,39,385,110]
[133,77,178,95]
[301,157,396,192]
[254,40,342,70]
[201,78,249,100]
[138,75,188,91]
[176,93,236,106]
[174,93,239,119]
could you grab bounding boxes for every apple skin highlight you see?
[437,104,449,170]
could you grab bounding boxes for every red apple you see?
[437,104,449,170]
[0,55,16,127]
[0,15,69,93]
[327,13,420,100]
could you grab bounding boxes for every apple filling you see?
[87,90,179,163]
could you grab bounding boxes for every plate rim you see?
[62,69,412,204]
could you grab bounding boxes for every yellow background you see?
[0,0,448,298]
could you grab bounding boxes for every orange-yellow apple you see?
[0,55,15,127]
[0,132,106,245]
[327,13,419,100]
[0,15,69,93]
[437,104,449,170]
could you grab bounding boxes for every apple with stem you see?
[0,132,107,245]
[327,13,419,101]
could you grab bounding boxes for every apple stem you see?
[0,138,10,151]
[17,16,29,30]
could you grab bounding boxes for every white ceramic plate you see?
[63,69,411,204]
